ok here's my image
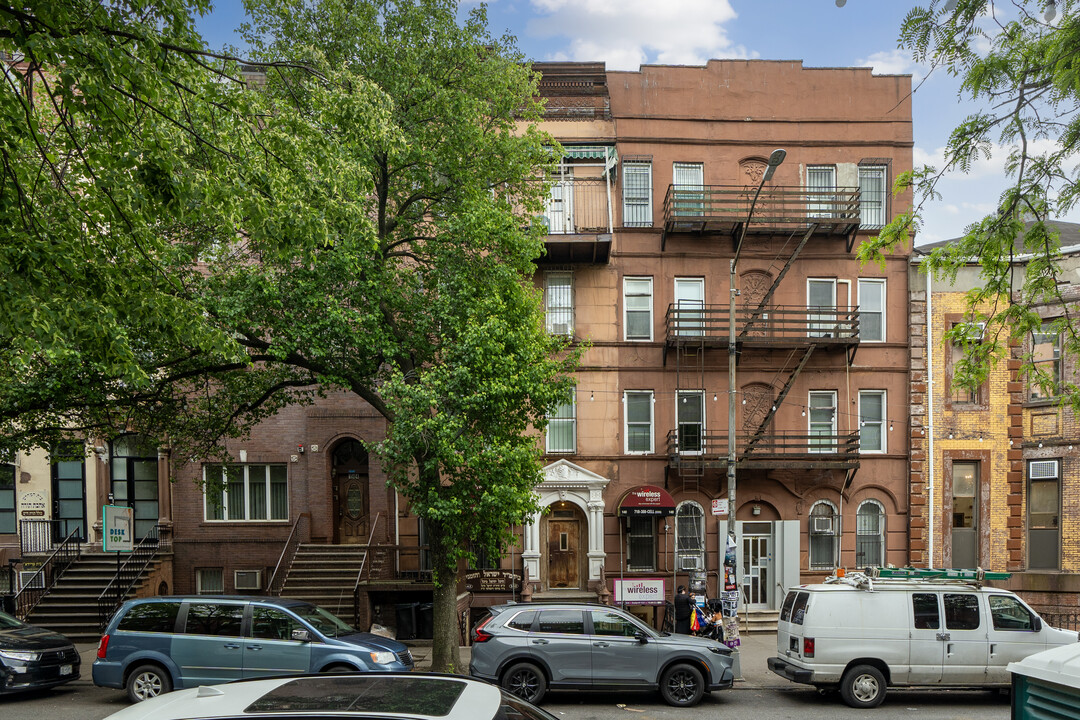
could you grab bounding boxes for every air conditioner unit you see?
[811,516,835,535]
[549,323,572,336]
[234,570,263,591]
[1029,460,1060,480]
[18,570,44,591]
[678,555,701,571]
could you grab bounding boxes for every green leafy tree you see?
[860,0,1080,407]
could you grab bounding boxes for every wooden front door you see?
[332,440,369,544]
[547,516,580,589]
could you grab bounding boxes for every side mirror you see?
[1033,617,1042,632]
[291,628,311,643]
[635,631,648,644]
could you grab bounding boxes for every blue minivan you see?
[93,596,413,702]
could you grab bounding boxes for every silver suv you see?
[469,602,734,707]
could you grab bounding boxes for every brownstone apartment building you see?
[2,59,913,636]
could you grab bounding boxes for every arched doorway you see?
[331,440,369,544]
[546,501,586,589]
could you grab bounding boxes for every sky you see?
[194,0,1079,247]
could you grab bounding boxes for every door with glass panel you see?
[51,441,87,542]
[545,169,574,234]
[807,279,837,337]
[741,522,772,609]
[110,435,160,539]
[807,165,836,218]
[808,391,837,453]
[677,391,704,454]
[673,162,704,216]
[332,440,369,544]
[674,278,704,337]
[951,462,978,568]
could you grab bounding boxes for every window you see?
[1028,459,1060,570]
[546,390,576,454]
[0,461,14,535]
[912,593,940,630]
[677,391,704,453]
[507,610,537,631]
[858,390,886,453]
[858,165,887,228]
[809,501,838,570]
[943,593,980,630]
[1030,322,1061,400]
[857,278,885,342]
[623,162,652,227]
[989,595,1035,631]
[590,610,640,637]
[185,602,243,636]
[949,321,985,405]
[624,277,653,341]
[807,165,836,217]
[117,602,181,633]
[855,500,885,567]
[52,440,86,541]
[545,272,573,336]
[626,517,656,571]
[624,391,653,454]
[204,464,288,521]
[675,501,705,571]
[252,606,304,641]
[195,568,224,595]
[674,277,705,337]
[808,391,837,453]
[807,278,838,338]
[536,609,585,634]
[672,162,704,216]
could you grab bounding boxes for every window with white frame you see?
[546,390,576,454]
[545,272,574,336]
[858,165,887,228]
[857,278,885,342]
[624,277,653,341]
[677,390,704,453]
[623,162,652,227]
[859,390,886,453]
[673,162,704,216]
[808,391,837,453]
[809,500,838,570]
[676,501,705,571]
[807,165,836,217]
[624,391,654,454]
[626,516,656,571]
[1028,459,1061,570]
[196,568,224,594]
[856,500,885,568]
[1030,321,1061,400]
[204,464,288,521]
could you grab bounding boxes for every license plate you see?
[60,664,73,676]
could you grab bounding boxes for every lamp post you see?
[726,149,784,674]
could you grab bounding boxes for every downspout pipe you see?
[926,263,935,569]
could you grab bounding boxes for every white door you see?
[940,592,990,684]
[546,170,574,234]
[674,278,704,337]
[807,279,837,337]
[741,529,772,609]
[984,594,1047,684]
[673,162,704,216]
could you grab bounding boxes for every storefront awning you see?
[563,145,614,160]
[618,485,676,517]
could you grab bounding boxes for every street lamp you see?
[726,148,784,674]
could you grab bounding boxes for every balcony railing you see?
[540,176,613,234]
[666,429,860,469]
[662,185,861,238]
[665,304,860,347]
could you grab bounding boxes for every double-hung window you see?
[204,464,289,521]
[807,166,836,218]
[546,390,576,454]
[623,162,653,227]
[624,277,653,341]
[1030,322,1061,400]
[809,501,838,570]
[624,391,654,454]
[808,391,837,453]
[858,165,887,228]
[858,390,886,453]
[857,278,885,342]
[545,272,574,336]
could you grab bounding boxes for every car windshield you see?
[496,690,561,720]
[288,603,356,637]
[245,676,466,714]
[0,611,26,630]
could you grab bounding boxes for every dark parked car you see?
[100,673,558,720]
[469,602,734,707]
[0,610,80,694]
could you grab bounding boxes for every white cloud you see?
[855,49,918,77]
[526,0,745,70]
[913,138,1062,181]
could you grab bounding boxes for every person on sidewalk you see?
[674,585,692,634]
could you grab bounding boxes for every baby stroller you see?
[690,600,724,641]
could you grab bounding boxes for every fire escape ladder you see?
[742,345,816,456]
[739,224,817,337]
[674,336,705,485]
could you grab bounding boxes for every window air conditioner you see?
[678,555,701,571]
[811,516,835,534]
[18,570,44,591]
[1029,460,1059,480]
[234,570,263,591]
[549,323,572,336]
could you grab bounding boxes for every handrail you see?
[12,527,81,619]
[663,184,861,227]
[96,525,160,631]
[352,512,381,627]
[267,513,308,596]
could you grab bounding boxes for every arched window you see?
[808,500,838,570]
[675,501,705,571]
[856,500,885,569]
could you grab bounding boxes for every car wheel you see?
[839,664,886,709]
[660,663,705,707]
[126,663,172,703]
[501,662,547,704]
[322,663,356,673]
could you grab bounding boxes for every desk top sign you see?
[103,505,134,552]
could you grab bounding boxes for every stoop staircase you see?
[739,608,780,633]
[278,544,380,618]
[26,551,160,642]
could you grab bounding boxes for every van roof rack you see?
[868,567,1010,581]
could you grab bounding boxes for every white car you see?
[102,673,558,720]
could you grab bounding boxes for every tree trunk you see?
[427,518,463,673]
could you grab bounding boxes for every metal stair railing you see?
[12,527,81,619]
[352,511,381,627]
[96,525,161,631]
[266,513,309,597]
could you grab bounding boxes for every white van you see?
[767,569,1079,708]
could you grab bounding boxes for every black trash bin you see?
[395,602,418,640]
[416,603,434,640]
